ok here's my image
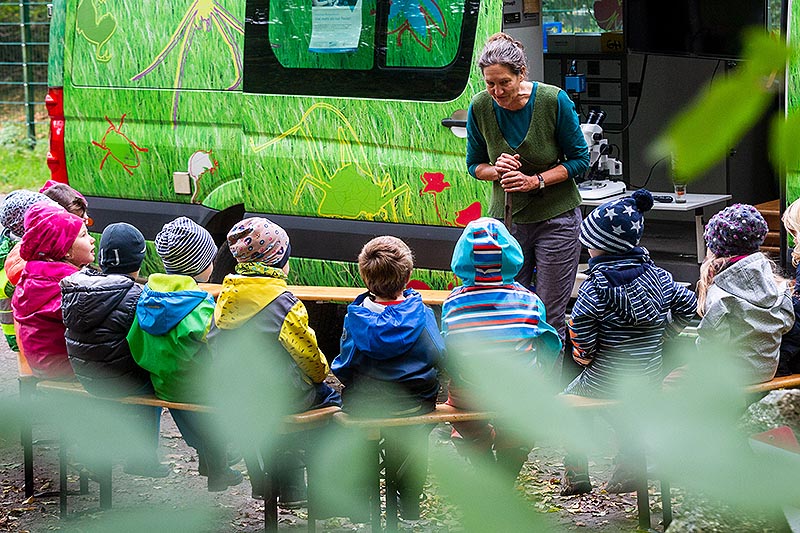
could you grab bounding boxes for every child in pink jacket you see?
[11,202,95,378]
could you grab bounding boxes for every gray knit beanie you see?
[155,217,216,276]
[0,190,57,239]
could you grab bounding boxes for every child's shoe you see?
[198,449,244,476]
[278,467,308,509]
[207,466,244,492]
[604,457,642,494]
[560,454,592,496]
[398,492,421,521]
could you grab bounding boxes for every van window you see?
[244,0,479,101]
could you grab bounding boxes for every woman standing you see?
[466,32,589,375]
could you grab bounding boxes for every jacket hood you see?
[713,253,785,309]
[136,273,213,335]
[452,217,523,286]
[586,251,665,325]
[345,290,429,359]
[60,269,138,332]
[214,275,288,329]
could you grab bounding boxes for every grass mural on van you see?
[63,0,244,210]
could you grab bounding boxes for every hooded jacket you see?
[207,272,332,412]
[332,289,443,416]
[12,259,78,378]
[697,252,794,384]
[565,248,698,398]
[60,269,151,397]
[126,273,214,403]
[442,218,562,383]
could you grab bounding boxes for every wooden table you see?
[200,283,451,305]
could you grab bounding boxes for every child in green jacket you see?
[127,217,242,492]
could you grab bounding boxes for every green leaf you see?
[770,109,800,172]
[740,28,790,75]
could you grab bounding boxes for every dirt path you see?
[0,340,654,532]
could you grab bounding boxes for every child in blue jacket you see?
[332,236,445,521]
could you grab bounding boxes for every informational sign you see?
[503,0,540,28]
[309,0,363,53]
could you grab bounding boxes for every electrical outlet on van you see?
[173,172,191,195]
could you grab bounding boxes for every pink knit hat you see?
[20,202,84,261]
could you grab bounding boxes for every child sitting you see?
[697,203,794,384]
[562,189,697,495]
[127,216,242,491]
[40,181,89,222]
[207,217,340,505]
[778,198,800,376]
[0,190,56,352]
[12,202,95,379]
[331,235,444,521]
[60,222,168,477]
[442,217,561,485]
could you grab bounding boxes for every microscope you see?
[578,109,626,200]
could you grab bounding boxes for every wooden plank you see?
[745,374,800,394]
[35,380,340,430]
[200,283,451,306]
[333,404,493,429]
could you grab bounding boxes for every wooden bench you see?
[31,379,340,532]
[331,396,625,532]
[745,373,800,395]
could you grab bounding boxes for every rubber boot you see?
[560,453,592,496]
[495,445,530,485]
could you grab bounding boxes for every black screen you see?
[625,0,766,59]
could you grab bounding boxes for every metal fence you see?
[0,1,49,144]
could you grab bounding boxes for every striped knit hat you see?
[155,217,216,276]
[580,189,654,254]
[703,203,768,257]
[451,217,523,286]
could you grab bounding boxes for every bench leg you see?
[635,452,651,531]
[383,438,399,533]
[263,462,278,532]
[370,437,382,532]
[98,462,112,510]
[59,433,68,518]
[19,378,35,498]
[661,479,672,530]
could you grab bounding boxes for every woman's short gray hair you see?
[477,32,527,76]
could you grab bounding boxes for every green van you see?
[46,0,503,288]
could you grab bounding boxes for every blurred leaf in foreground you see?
[652,30,789,182]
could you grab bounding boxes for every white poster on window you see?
[309,0,362,53]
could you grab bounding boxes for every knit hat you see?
[0,190,56,239]
[19,202,84,261]
[580,189,654,254]
[99,223,146,274]
[154,217,216,276]
[227,217,291,267]
[451,217,524,286]
[703,203,768,257]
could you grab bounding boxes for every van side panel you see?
[62,0,244,212]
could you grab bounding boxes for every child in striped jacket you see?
[561,189,697,495]
[442,217,561,485]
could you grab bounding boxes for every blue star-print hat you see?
[580,189,654,253]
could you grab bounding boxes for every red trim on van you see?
[45,87,68,184]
